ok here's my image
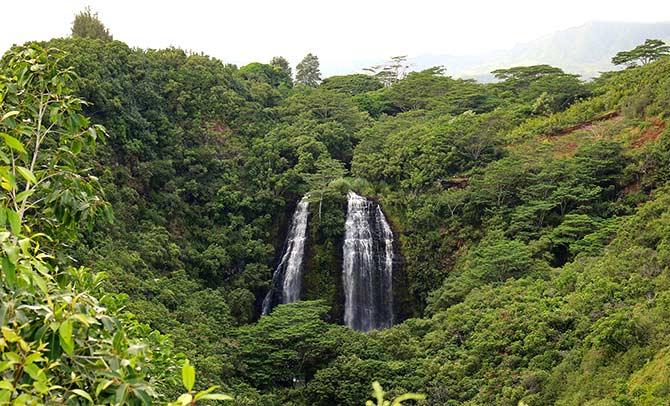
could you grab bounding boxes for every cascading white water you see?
[262,196,309,315]
[343,191,394,332]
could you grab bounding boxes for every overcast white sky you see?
[1,0,669,75]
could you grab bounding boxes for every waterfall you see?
[343,191,394,332]
[262,196,310,315]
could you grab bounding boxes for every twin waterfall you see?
[343,192,394,332]
[262,197,310,315]
[263,192,395,332]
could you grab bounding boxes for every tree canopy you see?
[612,38,670,67]
[296,53,322,86]
[71,7,113,41]
[270,55,292,79]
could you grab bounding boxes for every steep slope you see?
[302,56,670,405]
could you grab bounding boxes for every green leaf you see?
[2,256,16,287]
[0,301,7,326]
[18,238,30,255]
[181,360,195,392]
[1,327,20,342]
[4,352,20,363]
[72,389,93,404]
[16,189,34,203]
[193,385,218,400]
[59,319,74,356]
[197,393,234,401]
[1,133,25,153]
[6,209,20,235]
[176,393,192,405]
[0,150,10,164]
[24,363,45,381]
[24,352,43,365]
[115,383,128,404]
[71,139,82,154]
[33,380,48,394]
[49,107,60,124]
[112,329,125,353]
[0,167,17,191]
[71,313,97,327]
[0,361,13,373]
[372,381,384,404]
[390,393,426,406]
[132,388,152,405]
[16,166,36,184]
[0,381,12,391]
[3,243,19,265]
[95,379,113,397]
[32,273,48,294]
[0,111,19,122]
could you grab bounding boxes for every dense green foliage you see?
[5,27,670,405]
[0,44,235,405]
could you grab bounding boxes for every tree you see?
[492,65,588,113]
[303,156,347,219]
[321,74,383,96]
[71,7,113,41]
[270,56,292,79]
[296,53,322,86]
[236,301,345,388]
[364,55,411,87]
[240,61,292,88]
[612,39,670,67]
[384,67,452,111]
[492,65,564,83]
[468,230,534,283]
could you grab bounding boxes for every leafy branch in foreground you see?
[0,43,111,241]
[0,43,208,405]
[365,381,425,406]
[168,360,232,405]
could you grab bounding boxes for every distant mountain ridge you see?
[411,21,670,81]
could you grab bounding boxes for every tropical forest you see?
[2,4,670,405]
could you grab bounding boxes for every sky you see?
[1,0,669,75]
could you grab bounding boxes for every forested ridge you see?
[2,11,670,405]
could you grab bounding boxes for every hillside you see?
[413,21,670,79]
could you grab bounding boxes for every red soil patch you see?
[211,121,231,134]
[535,112,622,158]
[631,118,666,148]
[440,177,469,189]
[552,140,580,158]
[535,134,583,159]
[624,181,641,195]
[546,111,620,137]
